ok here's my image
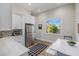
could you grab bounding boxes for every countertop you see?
[46,39,79,56]
[0,36,29,56]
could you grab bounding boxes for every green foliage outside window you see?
[47,24,60,33]
[46,18,61,34]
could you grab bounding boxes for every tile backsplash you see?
[0,32,2,38]
[0,30,12,38]
[0,29,22,38]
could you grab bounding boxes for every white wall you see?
[75,4,79,41]
[35,4,75,43]
[0,4,12,30]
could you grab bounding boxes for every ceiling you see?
[31,3,69,15]
[14,3,69,15]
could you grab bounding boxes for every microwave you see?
[12,29,22,36]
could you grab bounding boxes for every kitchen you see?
[0,3,79,56]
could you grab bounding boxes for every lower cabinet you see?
[14,36,25,46]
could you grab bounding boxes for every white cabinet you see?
[12,14,23,29]
[13,36,25,46]
[12,15,35,29]
[23,15,35,24]
[0,4,12,30]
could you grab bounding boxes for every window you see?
[78,24,79,33]
[46,18,61,34]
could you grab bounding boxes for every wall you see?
[75,4,79,41]
[35,4,75,43]
[0,3,12,30]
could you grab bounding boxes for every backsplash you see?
[0,32,2,38]
[0,29,22,38]
[0,30,12,38]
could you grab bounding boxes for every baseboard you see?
[35,38,52,44]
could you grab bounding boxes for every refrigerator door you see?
[28,25,32,33]
[25,24,34,47]
[25,24,32,33]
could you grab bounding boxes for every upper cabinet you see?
[0,4,12,30]
[12,4,35,29]
[12,14,23,29]
[0,3,35,31]
[23,15,35,24]
[12,14,35,29]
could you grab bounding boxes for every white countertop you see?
[46,39,79,56]
[0,37,29,56]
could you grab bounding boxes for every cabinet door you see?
[12,14,22,29]
[0,4,12,30]
[14,36,25,46]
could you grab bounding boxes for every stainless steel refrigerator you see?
[25,23,34,47]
